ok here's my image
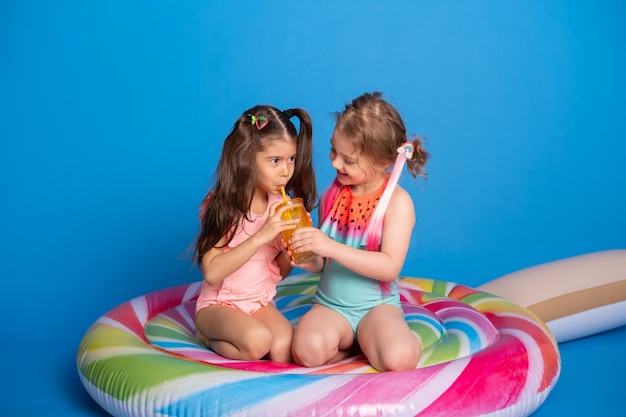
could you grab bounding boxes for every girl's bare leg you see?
[195,304,272,360]
[358,304,421,371]
[252,304,294,363]
[292,304,355,367]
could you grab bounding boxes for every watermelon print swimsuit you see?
[313,182,402,334]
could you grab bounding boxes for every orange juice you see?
[278,198,317,264]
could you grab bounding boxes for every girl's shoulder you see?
[391,184,411,199]
[319,180,343,218]
[387,185,414,213]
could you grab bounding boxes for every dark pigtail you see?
[283,108,317,212]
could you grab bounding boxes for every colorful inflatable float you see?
[77,267,565,417]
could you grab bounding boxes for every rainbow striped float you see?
[77,273,561,416]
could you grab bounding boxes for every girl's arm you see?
[330,187,414,281]
[290,187,415,282]
[200,203,299,285]
[200,232,269,285]
[275,246,294,278]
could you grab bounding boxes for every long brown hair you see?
[193,105,317,266]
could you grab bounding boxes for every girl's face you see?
[254,137,297,196]
[330,130,384,193]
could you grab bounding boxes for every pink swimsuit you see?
[196,193,284,315]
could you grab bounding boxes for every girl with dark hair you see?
[193,105,317,363]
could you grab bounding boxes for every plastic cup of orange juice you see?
[278,198,317,264]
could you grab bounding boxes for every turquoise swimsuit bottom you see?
[313,260,401,334]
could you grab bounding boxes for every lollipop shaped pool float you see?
[77,271,562,416]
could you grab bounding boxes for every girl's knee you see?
[292,333,329,367]
[269,331,293,363]
[380,353,419,372]
[377,341,421,371]
[240,326,273,360]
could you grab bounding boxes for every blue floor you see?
[532,326,625,415]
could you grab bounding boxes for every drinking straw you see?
[280,186,288,202]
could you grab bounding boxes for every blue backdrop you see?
[2,1,625,415]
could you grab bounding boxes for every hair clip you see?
[248,114,269,130]
[396,142,414,160]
